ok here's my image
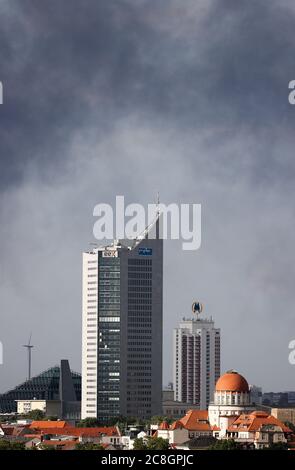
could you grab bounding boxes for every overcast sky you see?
[1,0,295,394]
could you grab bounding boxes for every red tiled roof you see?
[0,425,28,436]
[0,426,14,436]
[41,440,77,450]
[159,421,170,430]
[212,425,221,431]
[170,420,183,430]
[29,426,120,437]
[228,412,292,433]
[178,410,211,432]
[29,421,69,429]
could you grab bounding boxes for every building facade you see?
[249,385,263,405]
[15,399,75,419]
[81,219,163,421]
[0,360,81,414]
[162,399,200,419]
[223,411,291,449]
[158,371,292,450]
[271,407,295,426]
[262,391,293,407]
[208,370,255,431]
[173,311,220,409]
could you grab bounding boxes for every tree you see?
[133,437,169,450]
[0,440,25,450]
[209,439,238,450]
[75,442,104,450]
[77,418,100,428]
[0,440,12,450]
[149,416,173,425]
[284,421,295,433]
[38,444,56,451]
[146,437,170,450]
[107,415,139,432]
[267,442,288,450]
[133,438,147,450]
[0,414,18,424]
[24,409,46,421]
[10,441,26,450]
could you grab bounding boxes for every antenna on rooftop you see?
[23,333,34,381]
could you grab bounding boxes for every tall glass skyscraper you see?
[81,219,163,422]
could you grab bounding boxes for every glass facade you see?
[82,228,163,421]
[97,256,121,420]
[127,258,153,417]
[0,366,81,413]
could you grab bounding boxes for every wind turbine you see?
[23,333,34,380]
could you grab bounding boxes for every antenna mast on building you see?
[156,191,160,215]
[23,333,34,380]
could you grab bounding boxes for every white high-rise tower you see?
[81,217,163,422]
[173,302,220,409]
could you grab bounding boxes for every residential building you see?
[23,422,122,450]
[173,306,220,409]
[223,411,292,449]
[156,410,212,446]
[16,399,61,417]
[156,370,293,449]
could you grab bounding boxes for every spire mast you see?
[156,191,160,239]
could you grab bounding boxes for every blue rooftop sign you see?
[138,247,153,256]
